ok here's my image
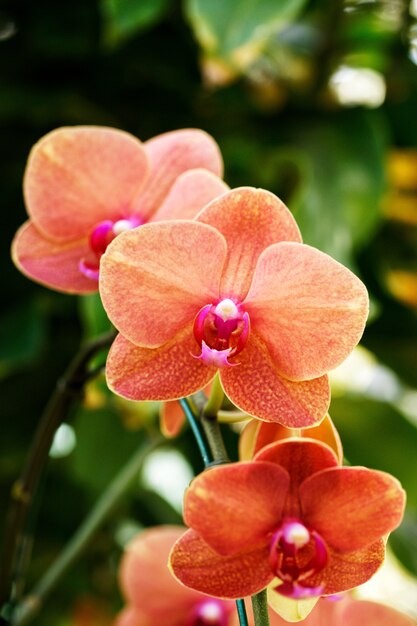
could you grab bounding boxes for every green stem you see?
[0,329,116,610]
[251,589,270,626]
[203,374,224,419]
[179,397,212,466]
[200,415,229,464]
[12,437,162,626]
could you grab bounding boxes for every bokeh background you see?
[2,0,417,624]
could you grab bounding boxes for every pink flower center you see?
[79,215,143,280]
[193,299,250,368]
[185,599,230,626]
[269,519,328,599]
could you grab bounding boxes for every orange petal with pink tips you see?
[133,129,223,221]
[100,221,226,348]
[244,242,369,381]
[151,169,229,222]
[220,334,330,428]
[184,462,289,556]
[239,415,343,463]
[24,126,149,241]
[319,540,385,595]
[197,187,301,301]
[254,440,339,517]
[169,529,273,599]
[160,401,186,438]
[106,331,217,401]
[343,600,417,626]
[301,468,405,552]
[12,221,97,294]
[120,526,204,621]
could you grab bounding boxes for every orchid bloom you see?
[114,526,236,626]
[12,126,226,293]
[169,439,405,601]
[100,187,368,427]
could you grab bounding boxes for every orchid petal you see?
[197,188,301,301]
[159,401,186,438]
[106,331,216,401]
[267,582,319,623]
[151,169,229,222]
[100,221,226,348]
[12,221,97,293]
[254,440,339,518]
[319,540,385,595]
[244,242,369,381]
[120,526,204,620]
[133,129,223,221]
[301,468,405,552]
[220,334,330,428]
[24,126,149,241]
[114,607,151,626]
[169,529,273,599]
[343,600,417,626]
[184,461,289,556]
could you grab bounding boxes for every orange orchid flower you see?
[12,126,226,294]
[169,439,405,600]
[100,187,368,427]
[114,525,235,626]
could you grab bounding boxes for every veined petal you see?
[197,188,302,301]
[100,221,226,347]
[133,129,223,221]
[150,169,229,222]
[12,221,97,294]
[120,526,204,620]
[254,440,339,518]
[184,462,289,555]
[169,529,273,599]
[244,242,369,381]
[300,468,405,552]
[106,331,216,401]
[319,540,385,595]
[220,334,330,428]
[24,126,149,241]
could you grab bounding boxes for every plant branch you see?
[0,329,116,609]
[251,589,270,626]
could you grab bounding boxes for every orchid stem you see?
[0,329,116,611]
[251,589,270,626]
[179,397,212,466]
[11,437,162,626]
[236,599,249,626]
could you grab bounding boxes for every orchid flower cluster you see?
[12,126,407,625]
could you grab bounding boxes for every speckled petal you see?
[197,188,302,301]
[106,330,216,401]
[169,529,273,599]
[133,129,223,221]
[244,242,369,381]
[100,221,226,348]
[24,126,149,241]
[12,221,97,294]
[184,462,289,555]
[220,334,330,428]
[301,467,405,552]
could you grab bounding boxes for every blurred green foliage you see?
[2,0,417,623]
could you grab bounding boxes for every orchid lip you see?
[269,519,328,599]
[79,214,143,280]
[193,299,250,368]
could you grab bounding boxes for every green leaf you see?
[101,0,172,47]
[264,111,386,268]
[185,0,308,70]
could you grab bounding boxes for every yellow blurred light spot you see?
[386,270,417,309]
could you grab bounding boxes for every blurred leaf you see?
[69,407,144,494]
[101,0,172,47]
[263,112,386,267]
[0,301,45,379]
[331,396,417,510]
[185,0,308,76]
[389,511,417,577]
[78,293,112,339]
